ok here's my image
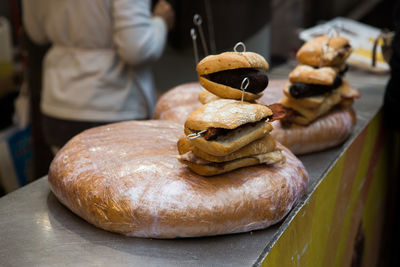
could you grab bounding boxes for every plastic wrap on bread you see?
[48,120,308,238]
[153,82,203,124]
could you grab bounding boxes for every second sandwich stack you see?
[177,99,284,176]
[280,35,360,126]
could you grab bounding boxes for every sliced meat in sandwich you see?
[280,65,359,125]
[183,99,274,156]
[196,52,269,101]
[177,134,284,176]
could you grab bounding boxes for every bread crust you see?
[282,82,325,109]
[281,89,342,125]
[196,52,269,101]
[196,52,269,75]
[297,36,352,67]
[178,150,284,176]
[184,120,273,156]
[338,80,361,99]
[198,89,221,104]
[271,108,356,154]
[177,134,277,162]
[281,79,359,125]
[185,99,272,130]
[198,76,262,101]
[289,65,338,85]
[48,120,308,238]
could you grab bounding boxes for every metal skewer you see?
[193,14,209,56]
[190,28,199,65]
[240,77,249,102]
[234,42,246,53]
[187,129,207,140]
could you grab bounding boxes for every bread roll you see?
[289,65,338,85]
[199,76,262,101]
[185,99,272,131]
[197,52,269,75]
[296,36,352,67]
[281,89,342,125]
[282,83,326,109]
[184,99,273,156]
[198,89,221,104]
[185,120,273,157]
[197,52,269,101]
[48,120,308,238]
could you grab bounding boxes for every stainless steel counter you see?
[0,69,389,266]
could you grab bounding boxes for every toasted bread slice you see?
[197,52,269,75]
[339,98,354,108]
[283,83,325,109]
[185,99,272,131]
[177,150,284,176]
[297,36,352,67]
[184,120,273,156]
[281,89,342,125]
[198,76,263,101]
[338,79,361,99]
[289,65,338,85]
[198,90,221,104]
[177,134,277,162]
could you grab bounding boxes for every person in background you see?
[22,0,174,153]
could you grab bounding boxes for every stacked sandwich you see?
[280,35,360,126]
[269,35,361,155]
[177,50,285,176]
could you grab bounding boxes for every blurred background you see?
[0,0,396,196]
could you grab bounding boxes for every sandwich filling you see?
[178,150,284,167]
[189,119,270,141]
[204,68,269,94]
[289,75,343,98]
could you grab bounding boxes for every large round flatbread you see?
[153,82,202,124]
[48,120,307,238]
